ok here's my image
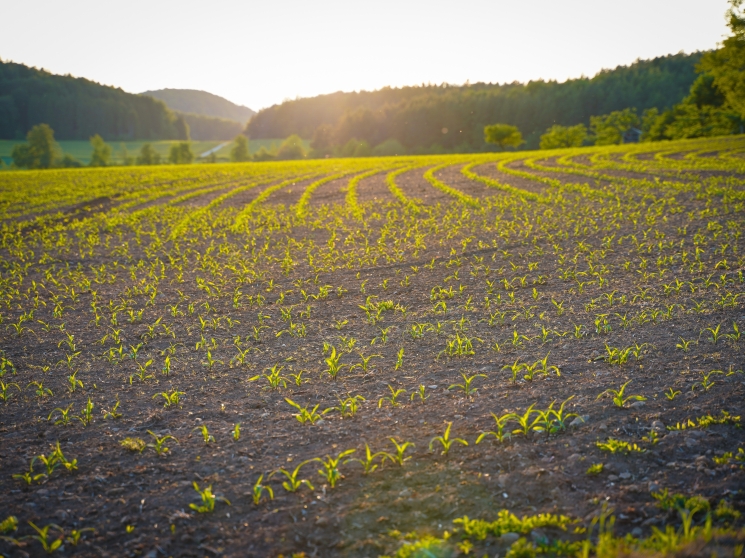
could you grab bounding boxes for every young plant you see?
[378,385,406,408]
[317,449,356,488]
[448,372,486,397]
[323,347,346,380]
[348,443,392,474]
[476,413,514,444]
[429,422,468,456]
[596,380,646,408]
[189,482,230,513]
[152,389,184,408]
[410,384,429,402]
[147,430,177,456]
[285,398,325,424]
[192,425,215,444]
[271,459,320,493]
[388,438,415,466]
[75,397,95,426]
[327,395,365,418]
[251,474,273,505]
[48,404,73,426]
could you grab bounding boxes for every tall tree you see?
[11,123,59,169]
[230,135,250,162]
[700,0,745,119]
[89,134,111,167]
[484,124,523,150]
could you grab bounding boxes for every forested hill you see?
[141,89,255,123]
[0,60,188,141]
[246,52,703,151]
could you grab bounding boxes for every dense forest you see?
[141,89,255,123]
[0,60,189,141]
[0,62,245,141]
[246,53,704,151]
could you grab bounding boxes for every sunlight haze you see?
[0,0,730,110]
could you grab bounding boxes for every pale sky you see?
[0,0,730,111]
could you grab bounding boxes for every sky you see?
[0,0,731,111]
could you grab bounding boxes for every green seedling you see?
[102,400,122,420]
[676,337,694,352]
[395,347,404,370]
[288,370,306,386]
[75,397,95,426]
[429,422,468,456]
[586,463,604,475]
[323,347,346,380]
[347,443,392,474]
[147,430,177,456]
[192,425,215,444]
[448,372,486,396]
[251,474,273,505]
[596,380,646,408]
[327,395,365,418]
[67,370,83,393]
[0,381,20,403]
[28,381,52,398]
[13,464,46,485]
[378,385,406,408]
[350,353,381,373]
[692,369,723,391]
[27,521,64,554]
[285,398,325,424]
[664,387,682,400]
[318,449,356,488]
[502,360,523,385]
[511,404,541,437]
[388,438,415,466]
[476,412,514,444]
[271,459,320,492]
[703,323,722,344]
[153,390,184,408]
[189,482,230,513]
[48,404,73,426]
[233,423,240,441]
[410,384,429,402]
[249,364,287,390]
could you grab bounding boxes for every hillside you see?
[141,88,255,123]
[0,60,188,141]
[246,52,703,151]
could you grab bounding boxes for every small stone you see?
[619,472,632,480]
[315,516,329,527]
[499,533,520,544]
[598,423,608,431]
[651,420,665,432]
[570,415,590,427]
[566,454,582,463]
[631,527,643,538]
[684,437,699,447]
[608,474,619,481]
[530,529,548,544]
[496,474,510,488]
[428,385,438,389]
[629,401,646,409]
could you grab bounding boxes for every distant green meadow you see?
[0,138,299,166]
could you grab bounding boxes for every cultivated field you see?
[0,136,744,557]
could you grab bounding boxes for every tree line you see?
[9,124,196,169]
[246,52,703,153]
[0,60,245,142]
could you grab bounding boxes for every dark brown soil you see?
[0,153,743,558]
